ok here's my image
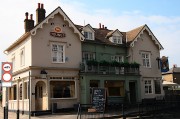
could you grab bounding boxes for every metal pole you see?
[29,71,31,119]
[5,88,8,119]
[17,78,20,119]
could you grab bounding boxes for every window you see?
[154,80,161,94]
[50,81,75,98]
[19,84,22,100]
[11,54,15,70]
[113,36,122,44]
[20,48,25,66]
[84,32,93,40]
[144,80,153,94]
[82,52,95,61]
[141,52,151,68]
[51,43,65,63]
[24,82,28,99]
[111,55,124,62]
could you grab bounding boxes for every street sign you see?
[1,62,12,87]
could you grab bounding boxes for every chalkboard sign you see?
[91,88,106,112]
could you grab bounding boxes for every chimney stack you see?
[99,23,101,29]
[36,3,46,24]
[24,12,34,32]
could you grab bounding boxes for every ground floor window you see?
[9,85,16,100]
[154,80,161,94]
[144,80,153,94]
[104,80,124,96]
[50,81,75,98]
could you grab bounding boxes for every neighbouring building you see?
[2,3,164,114]
[162,65,180,85]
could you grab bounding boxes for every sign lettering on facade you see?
[50,26,66,38]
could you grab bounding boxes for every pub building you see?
[2,3,164,114]
[3,3,83,114]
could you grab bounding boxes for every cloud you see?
[0,0,180,71]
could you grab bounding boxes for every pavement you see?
[0,106,77,119]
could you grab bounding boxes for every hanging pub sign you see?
[50,26,66,38]
[160,56,169,72]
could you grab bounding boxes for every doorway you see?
[35,81,46,111]
[129,82,137,103]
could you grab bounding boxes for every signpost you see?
[1,62,13,119]
[1,62,12,87]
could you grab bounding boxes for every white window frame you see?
[111,55,124,62]
[20,48,25,66]
[11,54,15,71]
[144,80,153,94]
[82,52,95,61]
[113,36,122,44]
[84,31,93,40]
[141,52,151,68]
[51,43,65,63]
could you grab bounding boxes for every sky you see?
[1,0,180,76]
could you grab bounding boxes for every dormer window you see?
[113,36,122,44]
[84,31,93,40]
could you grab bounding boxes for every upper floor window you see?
[20,48,25,66]
[144,80,153,94]
[51,43,65,63]
[113,36,122,44]
[111,55,124,62]
[84,32,93,40]
[141,52,151,68]
[82,52,95,62]
[11,54,15,70]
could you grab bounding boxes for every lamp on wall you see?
[40,69,47,79]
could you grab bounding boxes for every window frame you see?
[82,52,95,62]
[20,48,25,66]
[51,43,65,63]
[111,55,124,62]
[84,31,93,40]
[141,52,151,68]
[144,80,153,95]
[112,36,122,44]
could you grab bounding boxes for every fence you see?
[77,98,180,119]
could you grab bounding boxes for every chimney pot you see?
[41,4,44,9]
[102,25,104,29]
[30,14,33,20]
[38,3,40,9]
[99,23,101,29]
[25,12,28,19]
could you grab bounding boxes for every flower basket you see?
[130,62,140,68]
[110,61,120,67]
[87,60,98,66]
[99,60,110,66]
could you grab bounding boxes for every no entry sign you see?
[1,62,12,87]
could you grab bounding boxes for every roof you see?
[162,67,180,75]
[126,24,164,50]
[4,5,163,53]
[5,6,85,53]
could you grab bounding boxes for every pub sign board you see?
[1,62,12,87]
[91,88,106,112]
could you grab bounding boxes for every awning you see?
[162,81,179,87]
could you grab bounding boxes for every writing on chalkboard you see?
[91,88,106,112]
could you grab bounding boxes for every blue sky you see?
[0,0,180,76]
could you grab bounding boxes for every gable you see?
[127,25,163,50]
[82,24,95,33]
[30,7,84,41]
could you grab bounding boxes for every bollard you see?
[17,109,19,119]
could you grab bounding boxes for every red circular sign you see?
[2,73,12,82]
[2,63,12,72]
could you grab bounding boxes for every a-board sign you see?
[91,88,106,112]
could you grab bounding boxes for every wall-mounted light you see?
[40,69,47,79]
